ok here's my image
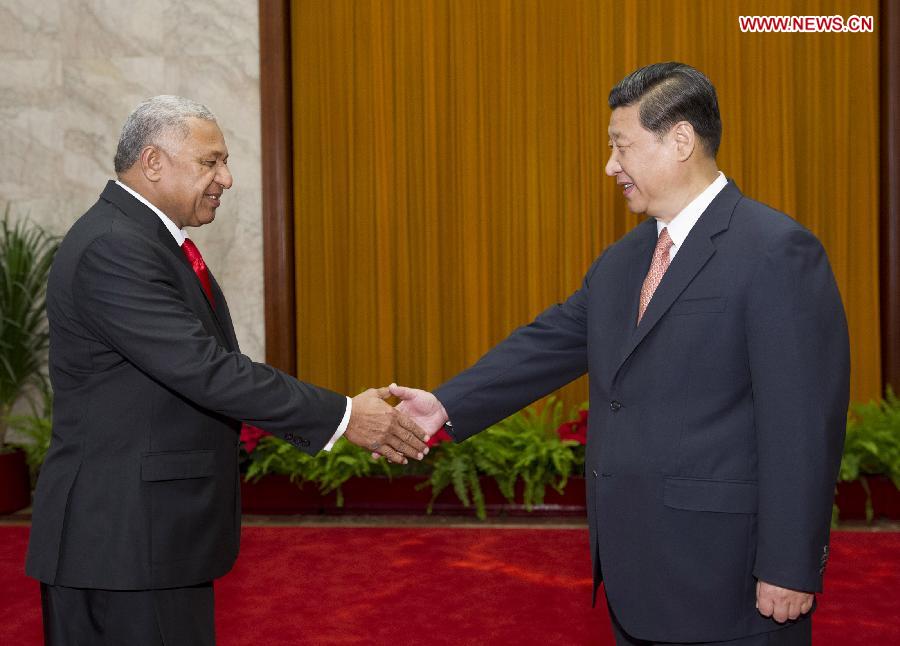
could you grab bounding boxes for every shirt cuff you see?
[323,396,352,451]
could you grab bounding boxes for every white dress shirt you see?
[114,180,350,450]
[657,171,728,260]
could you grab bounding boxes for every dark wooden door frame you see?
[259,0,900,390]
[260,0,296,374]
[881,0,900,392]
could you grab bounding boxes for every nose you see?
[217,164,234,190]
[605,150,620,177]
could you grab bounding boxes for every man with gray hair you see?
[26,95,430,644]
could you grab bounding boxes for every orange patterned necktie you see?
[637,227,673,323]
[181,238,215,308]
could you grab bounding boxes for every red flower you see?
[556,409,588,445]
[240,423,270,454]
[427,427,453,447]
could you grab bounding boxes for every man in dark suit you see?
[390,63,849,645]
[26,95,429,645]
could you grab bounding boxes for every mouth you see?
[619,182,635,197]
[204,193,222,207]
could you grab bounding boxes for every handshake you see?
[343,384,449,464]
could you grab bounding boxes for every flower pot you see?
[240,474,588,517]
[240,475,337,515]
[835,476,900,521]
[335,475,433,514]
[430,476,587,517]
[0,449,31,514]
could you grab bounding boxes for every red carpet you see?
[1,526,898,644]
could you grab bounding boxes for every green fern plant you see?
[423,397,585,519]
[836,386,900,522]
[420,440,487,517]
[244,397,586,519]
[0,209,59,450]
[7,385,53,483]
[245,435,398,506]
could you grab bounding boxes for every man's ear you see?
[140,145,164,182]
[672,121,696,162]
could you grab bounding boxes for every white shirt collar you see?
[657,171,728,255]
[115,180,187,246]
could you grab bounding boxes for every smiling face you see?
[154,118,233,229]
[605,104,682,220]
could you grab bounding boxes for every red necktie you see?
[637,227,674,323]
[181,238,215,308]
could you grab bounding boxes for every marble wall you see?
[0,0,266,360]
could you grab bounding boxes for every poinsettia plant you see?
[240,423,269,454]
[556,409,588,445]
[419,397,587,518]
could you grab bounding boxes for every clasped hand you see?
[364,384,449,461]
[343,387,431,464]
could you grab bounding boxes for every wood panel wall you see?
[262,0,889,407]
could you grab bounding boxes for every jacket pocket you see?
[663,476,757,514]
[141,450,215,481]
[670,296,726,316]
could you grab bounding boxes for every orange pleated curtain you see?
[291,0,880,408]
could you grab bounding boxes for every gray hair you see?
[114,95,216,173]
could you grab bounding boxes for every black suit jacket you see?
[26,181,346,590]
[434,181,849,642]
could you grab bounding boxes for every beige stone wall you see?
[0,0,266,360]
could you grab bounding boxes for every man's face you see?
[605,104,678,219]
[155,118,233,229]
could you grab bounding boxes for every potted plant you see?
[6,385,53,487]
[0,211,58,513]
[242,429,404,513]
[421,397,586,519]
[240,384,900,524]
[241,396,588,518]
[834,387,900,522]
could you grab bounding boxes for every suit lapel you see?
[208,274,240,351]
[610,219,657,374]
[158,228,235,351]
[613,181,743,377]
[173,242,236,350]
[101,181,236,351]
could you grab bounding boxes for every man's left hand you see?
[756,580,814,623]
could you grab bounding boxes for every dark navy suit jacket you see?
[434,181,849,642]
[27,181,346,590]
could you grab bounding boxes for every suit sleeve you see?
[745,227,850,592]
[433,256,602,441]
[71,231,347,454]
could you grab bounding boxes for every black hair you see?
[609,62,722,157]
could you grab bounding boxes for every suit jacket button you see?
[610,401,622,412]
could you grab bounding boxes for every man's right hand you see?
[344,388,430,464]
[388,383,449,435]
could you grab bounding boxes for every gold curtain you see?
[291,0,880,407]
